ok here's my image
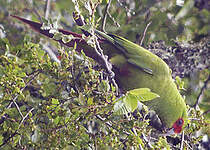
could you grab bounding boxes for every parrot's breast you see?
[115,62,187,129]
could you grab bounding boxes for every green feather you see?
[96,30,188,129]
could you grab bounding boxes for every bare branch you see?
[101,0,112,32]
[193,74,210,109]
[140,21,152,46]
[180,131,185,150]
[94,37,119,94]
[18,108,34,129]
[44,0,51,19]
[107,12,120,27]
[6,70,40,113]
[0,107,35,148]
[12,98,24,118]
[202,110,210,116]
[131,128,144,150]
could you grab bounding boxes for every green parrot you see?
[11,15,188,134]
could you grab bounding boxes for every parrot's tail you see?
[10,15,106,61]
[11,15,83,39]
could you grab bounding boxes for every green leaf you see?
[62,34,75,43]
[87,97,93,105]
[129,88,151,95]
[99,80,110,92]
[113,96,129,115]
[0,135,3,145]
[52,98,59,105]
[175,76,185,90]
[18,72,26,78]
[53,32,63,40]
[123,93,138,112]
[114,94,138,115]
[114,88,159,115]
[129,88,159,102]
[175,0,195,21]
[53,116,60,125]
[130,129,144,147]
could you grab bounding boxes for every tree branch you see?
[193,74,210,109]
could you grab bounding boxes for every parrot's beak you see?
[160,128,176,136]
[165,128,176,135]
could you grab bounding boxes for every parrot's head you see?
[164,118,184,135]
[171,118,184,133]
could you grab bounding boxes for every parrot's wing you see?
[127,58,153,75]
[95,30,153,75]
[112,40,154,75]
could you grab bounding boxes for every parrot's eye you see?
[177,118,183,126]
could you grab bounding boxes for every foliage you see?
[0,0,209,149]
[114,88,159,114]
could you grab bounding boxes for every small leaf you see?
[113,96,129,115]
[62,34,75,43]
[130,129,144,147]
[49,28,58,34]
[113,94,138,115]
[105,0,109,3]
[87,97,93,106]
[0,135,3,145]
[129,88,151,95]
[99,80,110,92]
[175,76,185,90]
[53,116,60,125]
[129,88,159,102]
[18,72,26,78]
[41,23,52,30]
[52,98,59,105]
[123,93,138,112]
[53,32,63,40]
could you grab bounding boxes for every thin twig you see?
[142,133,153,149]
[0,71,38,146]
[72,12,119,94]
[0,131,19,147]
[94,37,119,94]
[12,98,24,118]
[202,110,210,116]
[32,8,42,22]
[101,0,112,32]
[193,75,210,109]
[0,108,35,148]
[0,70,39,125]
[184,140,193,150]
[96,115,129,135]
[140,21,152,46]
[180,131,185,150]
[18,108,34,129]
[7,70,40,110]
[131,128,144,150]
[44,0,51,19]
[107,12,120,27]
